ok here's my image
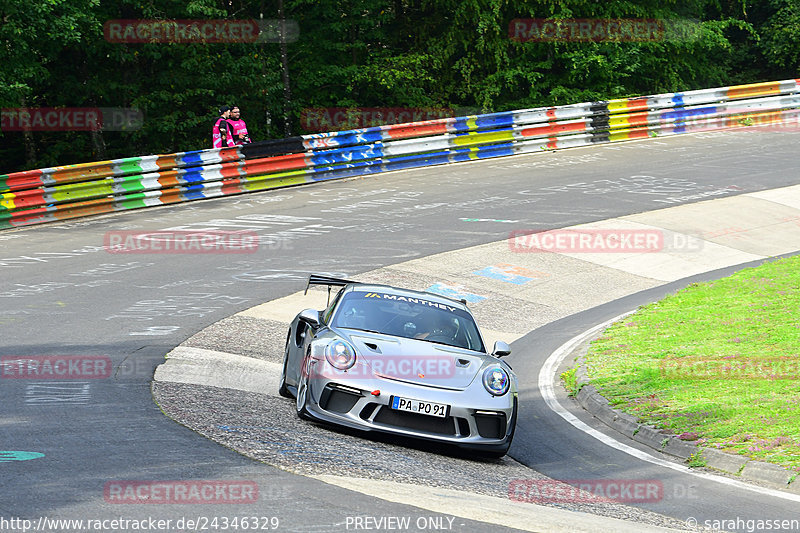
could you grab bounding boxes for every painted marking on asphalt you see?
[473,264,549,285]
[233,270,348,283]
[24,382,92,405]
[539,312,800,503]
[460,218,519,223]
[129,326,181,336]
[106,293,248,321]
[0,451,45,462]
[425,283,486,303]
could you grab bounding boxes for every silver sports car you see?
[279,275,518,457]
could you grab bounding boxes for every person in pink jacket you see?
[228,105,251,145]
[212,105,236,148]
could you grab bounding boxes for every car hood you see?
[344,331,487,390]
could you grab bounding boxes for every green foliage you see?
[758,0,800,73]
[560,367,580,396]
[0,0,797,172]
[687,452,707,468]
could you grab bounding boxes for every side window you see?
[294,321,306,346]
[322,288,345,324]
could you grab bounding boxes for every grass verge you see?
[583,256,800,470]
[560,367,580,396]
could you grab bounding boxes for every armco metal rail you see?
[2,79,799,230]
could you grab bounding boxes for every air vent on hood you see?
[364,342,381,353]
[457,359,470,367]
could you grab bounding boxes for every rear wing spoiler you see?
[305,274,469,307]
[305,274,359,305]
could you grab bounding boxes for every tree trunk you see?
[20,96,37,169]
[91,128,107,161]
[278,0,292,137]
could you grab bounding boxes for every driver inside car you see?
[339,304,367,330]
[414,313,458,342]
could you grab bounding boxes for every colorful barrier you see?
[2,79,799,229]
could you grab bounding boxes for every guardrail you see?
[2,79,799,230]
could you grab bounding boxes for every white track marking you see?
[539,311,800,503]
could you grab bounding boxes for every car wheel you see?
[296,375,311,420]
[295,350,312,420]
[278,331,292,398]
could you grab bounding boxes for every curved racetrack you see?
[2,128,799,532]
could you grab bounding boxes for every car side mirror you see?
[492,341,511,358]
[298,309,320,327]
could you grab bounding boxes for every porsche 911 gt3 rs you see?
[279,275,517,457]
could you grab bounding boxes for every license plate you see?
[390,396,449,418]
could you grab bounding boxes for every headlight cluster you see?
[325,339,357,370]
[482,366,510,396]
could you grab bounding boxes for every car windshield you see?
[330,290,485,352]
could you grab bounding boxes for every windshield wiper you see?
[340,327,385,335]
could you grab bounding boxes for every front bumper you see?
[302,371,517,452]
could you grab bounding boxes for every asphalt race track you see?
[2,128,800,532]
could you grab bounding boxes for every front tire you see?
[296,375,311,420]
[278,332,292,398]
[295,349,312,420]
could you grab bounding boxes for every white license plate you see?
[390,396,449,418]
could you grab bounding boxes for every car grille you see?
[474,411,507,439]
[373,406,458,436]
[319,385,361,414]
[358,403,380,420]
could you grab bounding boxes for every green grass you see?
[687,452,707,468]
[560,367,580,396]
[582,256,800,470]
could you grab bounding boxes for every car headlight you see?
[482,366,510,396]
[325,339,357,370]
